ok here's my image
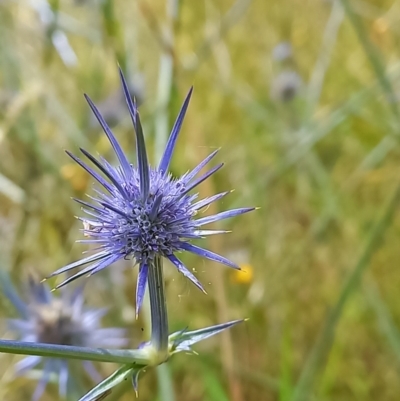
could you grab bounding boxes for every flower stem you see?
[148,255,169,361]
[0,340,150,365]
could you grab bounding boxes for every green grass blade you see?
[291,179,400,401]
[279,325,293,401]
[203,368,230,401]
[364,281,400,364]
[340,0,400,124]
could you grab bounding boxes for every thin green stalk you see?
[148,255,169,359]
[340,0,400,125]
[101,0,126,71]
[0,340,150,365]
[190,0,253,71]
[156,364,175,401]
[291,179,400,401]
[306,0,344,115]
[364,280,400,366]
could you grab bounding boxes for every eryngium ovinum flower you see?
[49,68,254,315]
[6,276,127,401]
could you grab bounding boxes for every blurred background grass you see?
[1,0,400,400]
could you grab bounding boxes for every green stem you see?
[0,340,149,365]
[156,364,175,401]
[148,255,169,359]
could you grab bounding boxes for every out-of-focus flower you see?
[5,276,127,401]
[270,70,303,102]
[231,263,254,284]
[48,68,254,316]
[272,42,293,62]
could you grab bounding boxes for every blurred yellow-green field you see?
[1,0,400,400]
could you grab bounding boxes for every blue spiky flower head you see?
[49,69,253,315]
[4,276,127,401]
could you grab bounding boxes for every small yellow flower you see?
[231,263,254,284]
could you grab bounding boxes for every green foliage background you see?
[1,0,400,400]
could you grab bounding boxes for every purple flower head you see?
[49,68,254,316]
[5,276,127,401]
